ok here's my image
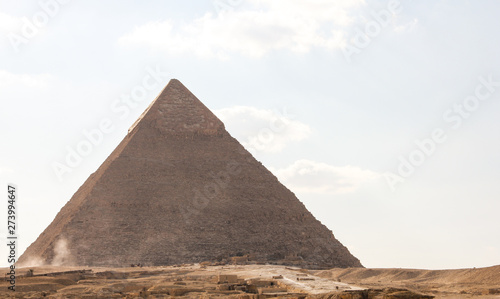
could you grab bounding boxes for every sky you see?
[1,0,499,270]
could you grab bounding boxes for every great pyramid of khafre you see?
[19,79,362,269]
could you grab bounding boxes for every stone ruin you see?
[19,79,362,269]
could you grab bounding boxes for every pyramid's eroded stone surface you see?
[19,79,362,269]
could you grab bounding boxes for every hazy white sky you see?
[1,0,499,269]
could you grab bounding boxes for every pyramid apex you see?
[130,79,225,136]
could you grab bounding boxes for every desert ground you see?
[1,264,498,298]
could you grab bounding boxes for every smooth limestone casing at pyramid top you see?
[19,79,362,269]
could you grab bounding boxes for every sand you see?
[1,264,498,298]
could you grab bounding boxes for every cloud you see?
[270,159,381,194]
[0,12,21,50]
[214,106,311,153]
[119,0,365,58]
[0,168,13,175]
[0,69,52,89]
[394,18,419,33]
[0,12,21,33]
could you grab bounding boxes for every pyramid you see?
[19,79,362,268]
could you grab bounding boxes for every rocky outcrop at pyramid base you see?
[0,265,452,298]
